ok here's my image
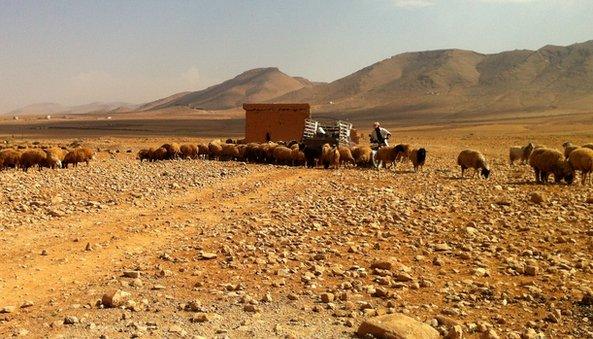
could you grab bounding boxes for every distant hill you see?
[138,67,316,111]
[11,40,593,122]
[275,40,593,119]
[7,102,137,116]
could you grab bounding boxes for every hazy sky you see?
[1,0,592,113]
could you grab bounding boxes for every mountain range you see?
[7,102,137,116]
[7,40,593,119]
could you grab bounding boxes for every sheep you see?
[63,147,95,168]
[529,148,574,184]
[150,147,168,161]
[583,143,593,150]
[564,145,580,159]
[45,147,67,162]
[290,145,306,166]
[197,144,209,159]
[244,143,260,163]
[41,152,62,169]
[236,145,247,162]
[375,146,397,169]
[160,143,181,160]
[331,148,340,169]
[208,140,223,160]
[337,146,355,166]
[0,149,22,169]
[457,149,491,179]
[272,146,293,165]
[264,142,279,163]
[179,144,198,159]
[568,148,593,185]
[300,143,321,168]
[562,141,574,148]
[394,144,411,162]
[254,144,269,163]
[137,148,154,162]
[220,144,239,161]
[20,149,47,171]
[509,143,534,165]
[409,148,427,172]
[320,144,334,169]
[351,146,373,167]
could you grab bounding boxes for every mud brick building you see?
[243,103,310,143]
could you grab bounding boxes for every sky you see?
[1,0,592,113]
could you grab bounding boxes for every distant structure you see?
[243,103,310,143]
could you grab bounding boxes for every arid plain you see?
[1,111,592,338]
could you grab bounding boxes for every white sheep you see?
[509,142,534,165]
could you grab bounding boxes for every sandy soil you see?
[0,116,592,338]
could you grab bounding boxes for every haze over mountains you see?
[7,102,137,116]
[8,40,593,120]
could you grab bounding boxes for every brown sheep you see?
[20,149,48,171]
[63,147,95,168]
[351,146,373,167]
[236,144,247,161]
[394,144,411,162]
[564,145,580,159]
[265,142,279,163]
[291,146,306,166]
[331,148,340,169]
[320,144,333,169]
[568,148,593,185]
[337,146,355,166]
[529,148,573,184]
[208,140,223,160]
[41,152,62,169]
[137,148,153,162]
[272,146,293,165]
[0,149,21,169]
[409,148,427,172]
[197,144,209,159]
[457,149,490,179]
[244,143,259,163]
[320,143,340,169]
[583,143,593,150]
[180,144,198,159]
[375,146,397,169]
[160,143,181,160]
[150,147,168,161]
[220,144,239,161]
[45,147,67,162]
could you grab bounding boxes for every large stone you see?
[101,289,131,308]
[357,314,440,339]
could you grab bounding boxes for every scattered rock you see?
[357,314,440,339]
[101,290,131,308]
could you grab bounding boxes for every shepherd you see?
[370,122,391,147]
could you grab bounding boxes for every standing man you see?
[370,122,391,147]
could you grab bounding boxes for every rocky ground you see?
[0,132,593,338]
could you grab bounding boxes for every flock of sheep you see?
[458,142,593,185]
[0,147,95,171]
[3,137,591,187]
[137,140,428,171]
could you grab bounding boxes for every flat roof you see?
[243,103,310,111]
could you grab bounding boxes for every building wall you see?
[244,104,310,143]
